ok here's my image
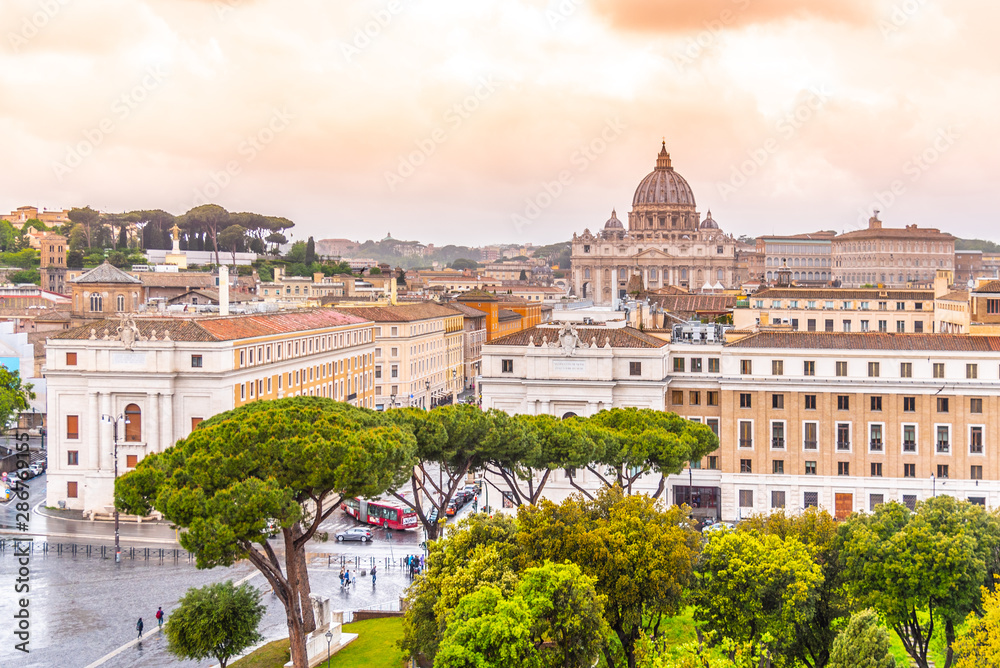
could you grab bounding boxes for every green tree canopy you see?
[165,580,265,668]
[828,610,896,668]
[116,398,416,668]
[67,206,100,248]
[0,368,35,430]
[180,204,230,266]
[952,579,1000,668]
[839,497,998,668]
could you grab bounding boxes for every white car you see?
[703,521,736,534]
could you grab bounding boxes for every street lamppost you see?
[100,413,127,563]
[325,630,333,667]
[389,393,396,410]
[425,380,431,410]
[930,473,936,498]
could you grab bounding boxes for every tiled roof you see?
[497,309,522,322]
[647,294,737,313]
[335,303,460,322]
[974,280,1000,294]
[456,289,498,302]
[135,273,215,288]
[726,332,1000,352]
[753,288,934,300]
[52,309,371,343]
[937,290,969,302]
[442,303,488,319]
[834,227,955,240]
[488,325,668,349]
[72,262,142,285]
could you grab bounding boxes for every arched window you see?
[124,404,142,442]
[618,268,627,280]
[717,269,724,281]
[583,268,591,279]
[116,295,125,312]
[90,293,103,312]
[649,268,657,280]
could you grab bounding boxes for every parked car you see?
[445,499,459,516]
[335,527,373,543]
[702,521,735,534]
[28,463,43,478]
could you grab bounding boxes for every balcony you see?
[771,438,785,449]
[936,441,950,454]
[739,439,753,448]
[836,440,851,451]
[869,440,883,452]
[803,439,818,450]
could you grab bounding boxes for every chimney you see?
[934,269,953,299]
[390,276,398,305]
[219,265,230,316]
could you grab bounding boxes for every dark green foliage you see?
[165,581,265,668]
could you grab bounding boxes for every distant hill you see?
[956,238,1000,253]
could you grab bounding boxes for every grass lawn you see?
[886,624,952,668]
[231,617,406,668]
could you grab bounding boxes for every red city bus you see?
[342,497,418,530]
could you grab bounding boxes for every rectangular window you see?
[804,394,817,410]
[673,357,685,372]
[836,423,851,450]
[708,455,719,470]
[690,358,703,373]
[842,320,851,332]
[897,302,905,311]
[870,493,884,510]
[903,494,917,510]
[803,360,815,376]
[708,358,720,373]
[971,465,983,480]
[937,464,949,479]
[936,426,950,453]
[740,393,752,408]
[191,354,203,368]
[903,425,917,452]
[629,361,642,376]
[870,396,883,411]
[740,359,753,375]
[904,463,916,478]
[836,361,847,377]
[671,391,684,406]
[900,362,912,378]
[772,394,784,409]
[67,481,78,498]
[837,462,850,476]
[870,424,883,451]
[807,319,817,332]
[772,360,783,375]
[772,460,784,474]
[191,417,204,430]
[689,391,701,406]
[67,450,79,465]
[771,422,785,449]
[707,391,719,407]
[740,459,752,473]
[805,460,817,475]
[897,321,906,333]
[937,397,949,413]
[871,462,883,477]
[739,421,753,448]
[825,319,834,332]
[739,490,753,508]
[771,490,786,508]
[837,395,850,411]
[391,365,398,379]
[804,491,818,507]
[878,320,887,332]
[967,363,978,379]
[66,415,79,440]
[240,384,246,400]
[903,396,916,412]
[501,359,513,373]
[860,320,869,332]
[970,427,984,454]
[988,299,1000,315]
[971,398,983,414]
[914,321,924,333]
[126,455,138,468]
[933,362,945,378]
[804,422,818,450]
[66,352,77,366]
[707,419,719,437]
[868,362,880,377]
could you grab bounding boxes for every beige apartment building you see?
[734,288,936,334]
[44,308,376,514]
[337,303,463,410]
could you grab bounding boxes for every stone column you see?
[98,392,112,471]
[146,392,159,452]
[161,393,174,451]
[88,392,100,472]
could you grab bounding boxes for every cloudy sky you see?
[2,0,998,246]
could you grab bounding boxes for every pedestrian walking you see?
[345,570,352,587]
[155,607,164,628]
[371,565,377,586]
[136,617,144,639]
[340,565,345,588]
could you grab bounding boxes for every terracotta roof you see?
[456,289,498,302]
[335,303,460,322]
[647,294,737,313]
[167,289,254,304]
[52,309,371,343]
[726,332,1000,352]
[834,227,955,241]
[649,285,689,295]
[497,309,522,322]
[937,290,969,302]
[442,303,488,319]
[72,262,142,285]
[753,288,934,300]
[974,280,1000,294]
[488,325,668,349]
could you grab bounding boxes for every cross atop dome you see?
[656,140,672,170]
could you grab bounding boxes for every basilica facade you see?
[571,143,741,305]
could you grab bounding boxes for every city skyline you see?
[3,0,999,246]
